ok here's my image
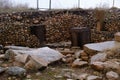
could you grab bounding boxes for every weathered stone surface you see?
[5,47,64,70]
[24,57,47,71]
[13,61,24,67]
[106,71,119,80]
[91,61,104,71]
[15,53,29,64]
[12,47,64,64]
[90,53,107,64]
[72,59,88,67]
[114,32,120,42]
[87,75,102,80]
[84,41,120,55]
[6,66,26,77]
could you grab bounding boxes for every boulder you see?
[84,41,120,55]
[114,32,120,42]
[6,66,26,77]
[106,71,119,80]
[12,47,64,63]
[72,59,88,67]
[5,47,64,70]
[90,53,107,64]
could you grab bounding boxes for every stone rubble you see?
[0,32,120,79]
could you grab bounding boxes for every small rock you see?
[87,75,102,80]
[66,79,73,80]
[0,45,3,50]
[81,56,89,61]
[1,63,8,67]
[80,51,88,56]
[77,73,88,80]
[63,72,72,78]
[0,61,3,64]
[90,53,107,64]
[72,59,88,67]
[62,69,74,72]
[0,67,6,73]
[26,74,32,79]
[6,66,26,77]
[74,50,83,59]
[106,71,119,80]
[71,73,78,79]
[91,61,104,71]
[36,72,42,76]
[54,75,63,79]
[0,54,5,59]
[66,54,72,57]
[114,32,120,42]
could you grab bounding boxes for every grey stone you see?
[90,53,107,64]
[106,71,119,80]
[6,66,26,77]
[11,47,64,64]
[4,46,30,50]
[84,41,120,55]
[87,75,102,80]
[0,67,6,73]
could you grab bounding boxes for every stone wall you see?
[0,9,119,47]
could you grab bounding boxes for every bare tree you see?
[0,0,12,9]
[113,0,115,7]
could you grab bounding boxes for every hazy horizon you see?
[11,0,120,9]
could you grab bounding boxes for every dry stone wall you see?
[0,9,119,47]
